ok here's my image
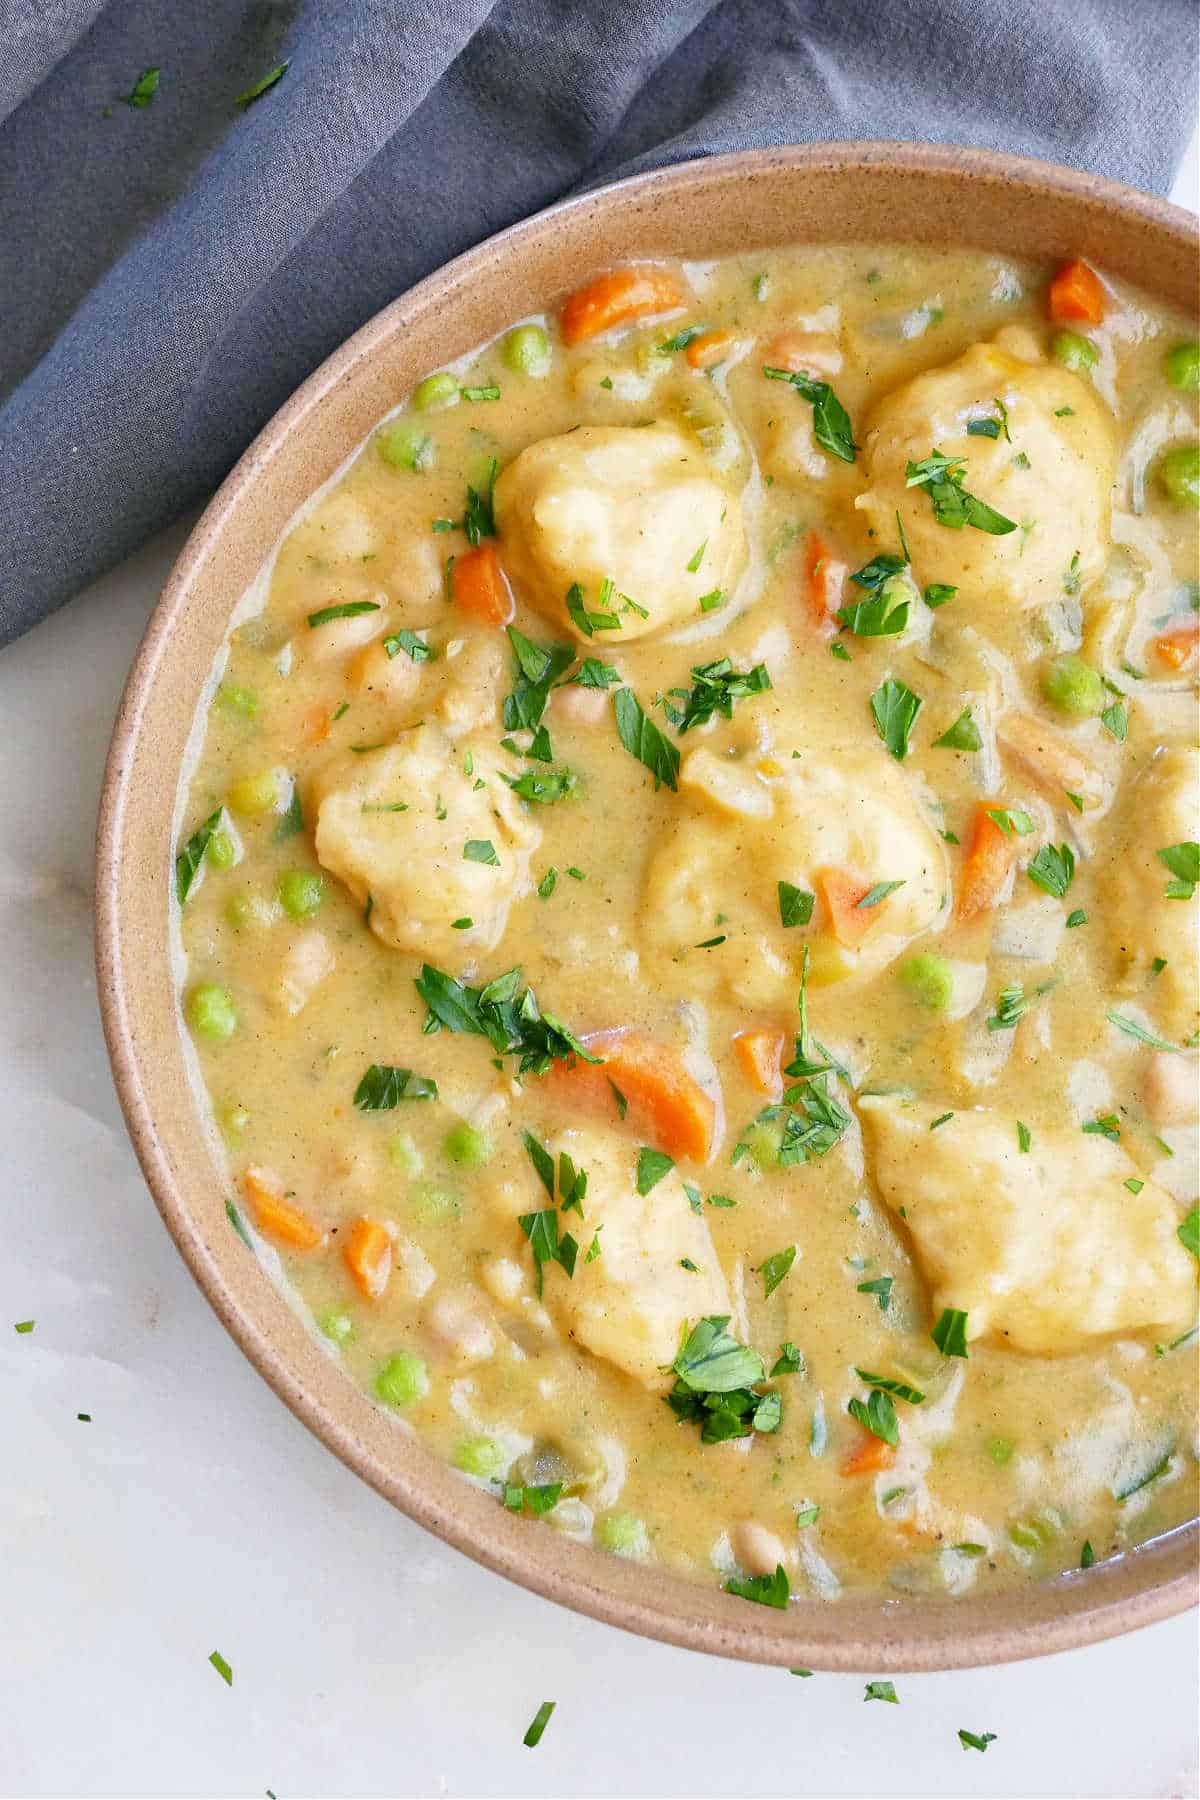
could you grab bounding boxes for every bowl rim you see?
[96,139,1199,1670]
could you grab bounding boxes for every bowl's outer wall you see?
[97,144,1199,1671]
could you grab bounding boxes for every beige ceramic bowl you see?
[96,143,1199,1670]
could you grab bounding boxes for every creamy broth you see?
[175,244,1199,1605]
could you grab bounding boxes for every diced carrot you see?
[997,712,1104,809]
[451,542,514,626]
[548,1030,717,1163]
[801,531,845,635]
[685,328,735,371]
[841,1432,897,1477]
[303,703,331,746]
[732,1028,785,1097]
[956,801,1017,923]
[242,1167,323,1251]
[764,330,842,377]
[1047,258,1105,326]
[559,265,684,346]
[815,866,878,948]
[1152,619,1200,670]
[342,1216,392,1301]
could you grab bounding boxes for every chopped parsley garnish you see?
[274,786,304,840]
[848,1387,899,1445]
[759,1246,797,1298]
[306,599,381,627]
[503,626,574,731]
[566,579,622,636]
[523,1701,556,1748]
[501,1481,563,1516]
[518,1208,578,1296]
[1178,1206,1199,1259]
[504,767,578,804]
[929,1112,954,1131]
[537,868,557,899]
[176,808,222,903]
[830,641,852,661]
[1027,842,1075,897]
[1066,908,1087,928]
[986,805,1034,838]
[636,1148,674,1195]
[384,629,435,663]
[853,1369,925,1405]
[612,688,680,790]
[666,1316,779,1444]
[857,1275,893,1311]
[933,709,981,752]
[699,588,727,612]
[1082,1114,1121,1142]
[666,658,772,733]
[463,459,499,545]
[660,323,709,353]
[463,839,499,865]
[13,1319,34,1334]
[1017,1120,1031,1152]
[905,449,1017,535]
[208,1650,233,1687]
[353,1065,438,1109]
[1157,841,1199,899]
[778,881,815,928]
[686,539,708,572]
[1101,699,1127,741]
[462,384,500,402]
[1124,1177,1145,1195]
[864,1680,898,1704]
[923,582,957,608]
[225,1199,253,1249]
[695,935,726,948]
[856,879,905,909]
[987,981,1028,1031]
[571,657,621,688]
[958,1729,997,1753]
[762,366,857,463]
[1106,1010,1181,1053]
[931,1307,969,1357]
[415,964,597,1076]
[870,677,922,759]
[1114,1445,1174,1502]
[121,67,160,108]
[1062,550,1082,595]
[771,1342,806,1377]
[451,917,472,929]
[726,1564,790,1608]
[837,553,910,636]
[234,60,290,108]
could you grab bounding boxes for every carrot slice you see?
[764,330,841,377]
[343,1216,392,1301]
[841,1433,898,1477]
[1048,258,1105,325]
[685,328,735,371]
[732,1029,785,1096]
[548,1030,717,1163]
[815,867,878,948]
[242,1167,322,1251]
[956,801,1017,923]
[451,542,514,626]
[801,531,845,635]
[559,265,684,346]
[1153,619,1200,669]
[303,703,331,746]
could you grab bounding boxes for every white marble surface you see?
[3,149,1199,1800]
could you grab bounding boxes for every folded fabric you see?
[0,0,1193,644]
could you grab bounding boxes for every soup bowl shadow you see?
[96,142,1199,1671]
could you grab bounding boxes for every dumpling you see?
[856,342,1115,609]
[536,1129,730,1391]
[641,738,949,1002]
[1102,746,1199,1042]
[492,423,746,641]
[311,727,540,962]
[858,1096,1196,1353]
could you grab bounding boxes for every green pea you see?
[206,829,237,870]
[374,1352,429,1408]
[410,1182,459,1223]
[215,682,258,719]
[228,769,283,816]
[320,1310,354,1344]
[1041,652,1105,717]
[377,420,434,471]
[453,1435,507,1477]
[899,953,954,1010]
[1163,340,1200,392]
[220,1101,250,1138]
[1051,329,1098,373]
[1158,443,1200,510]
[502,324,551,378]
[742,1119,783,1171]
[412,371,460,411]
[224,887,276,930]
[277,869,325,919]
[443,1121,492,1167]
[988,1436,1014,1466]
[596,1513,649,1559]
[387,1131,424,1175]
[187,983,237,1043]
